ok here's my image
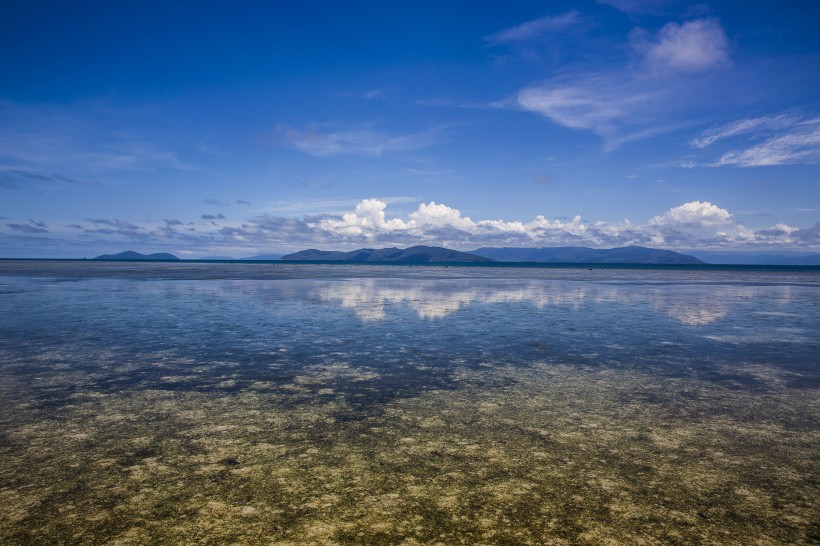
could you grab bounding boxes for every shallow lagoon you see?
[0,262,818,544]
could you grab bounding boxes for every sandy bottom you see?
[0,354,817,545]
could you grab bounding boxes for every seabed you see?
[0,265,817,544]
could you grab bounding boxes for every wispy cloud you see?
[0,168,97,189]
[276,124,446,157]
[597,0,675,16]
[691,115,820,167]
[363,88,391,100]
[486,10,582,44]
[517,79,646,135]
[203,198,231,207]
[202,213,226,220]
[716,128,820,167]
[82,218,150,241]
[262,196,418,215]
[6,220,49,234]
[514,18,732,148]
[0,101,196,176]
[690,116,793,148]
[632,18,730,73]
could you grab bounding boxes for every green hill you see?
[469,246,703,264]
[92,251,180,261]
[281,245,493,263]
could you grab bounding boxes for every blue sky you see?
[1,0,819,258]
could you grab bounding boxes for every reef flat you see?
[0,265,817,544]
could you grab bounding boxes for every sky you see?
[1,0,819,258]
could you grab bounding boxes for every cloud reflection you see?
[317,280,587,321]
[311,279,793,326]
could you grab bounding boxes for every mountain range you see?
[280,246,492,263]
[468,246,704,264]
[90,247,820,265]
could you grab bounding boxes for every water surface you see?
[0,262,817,544]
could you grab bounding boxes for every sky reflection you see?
[312,278,788,326]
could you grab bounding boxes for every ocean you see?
[0,261,817,544]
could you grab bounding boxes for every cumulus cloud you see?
[409,201,476,230]
[318,199,412,236]
[8,199,816,254]
[691,115,820,167]
[647,201,754,246]
[486,10,582,44]
[649,201,732,224]
[223,199,813,251]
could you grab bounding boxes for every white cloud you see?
[486,10,582,44]
[649,200,732,225]
[597,0,673,15]
[690,116,794,149]
[409,201,476,230]
[253,198,808,250]
[716,129,820,167]
[647,201,755,245]
[691,115,820,167]
[10,199,817,254]
[637,19,730,73]
[514,18,731,147]
[319,199,411,236]
[517,84,632,134]
[277,124,443,157]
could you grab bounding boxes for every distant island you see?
[468,246,704,264]
[89,246,820,265]
[278,245,705,264]
[92,251,180,261]
[280,246,493,263]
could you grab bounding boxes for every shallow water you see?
[0,263,818,544]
